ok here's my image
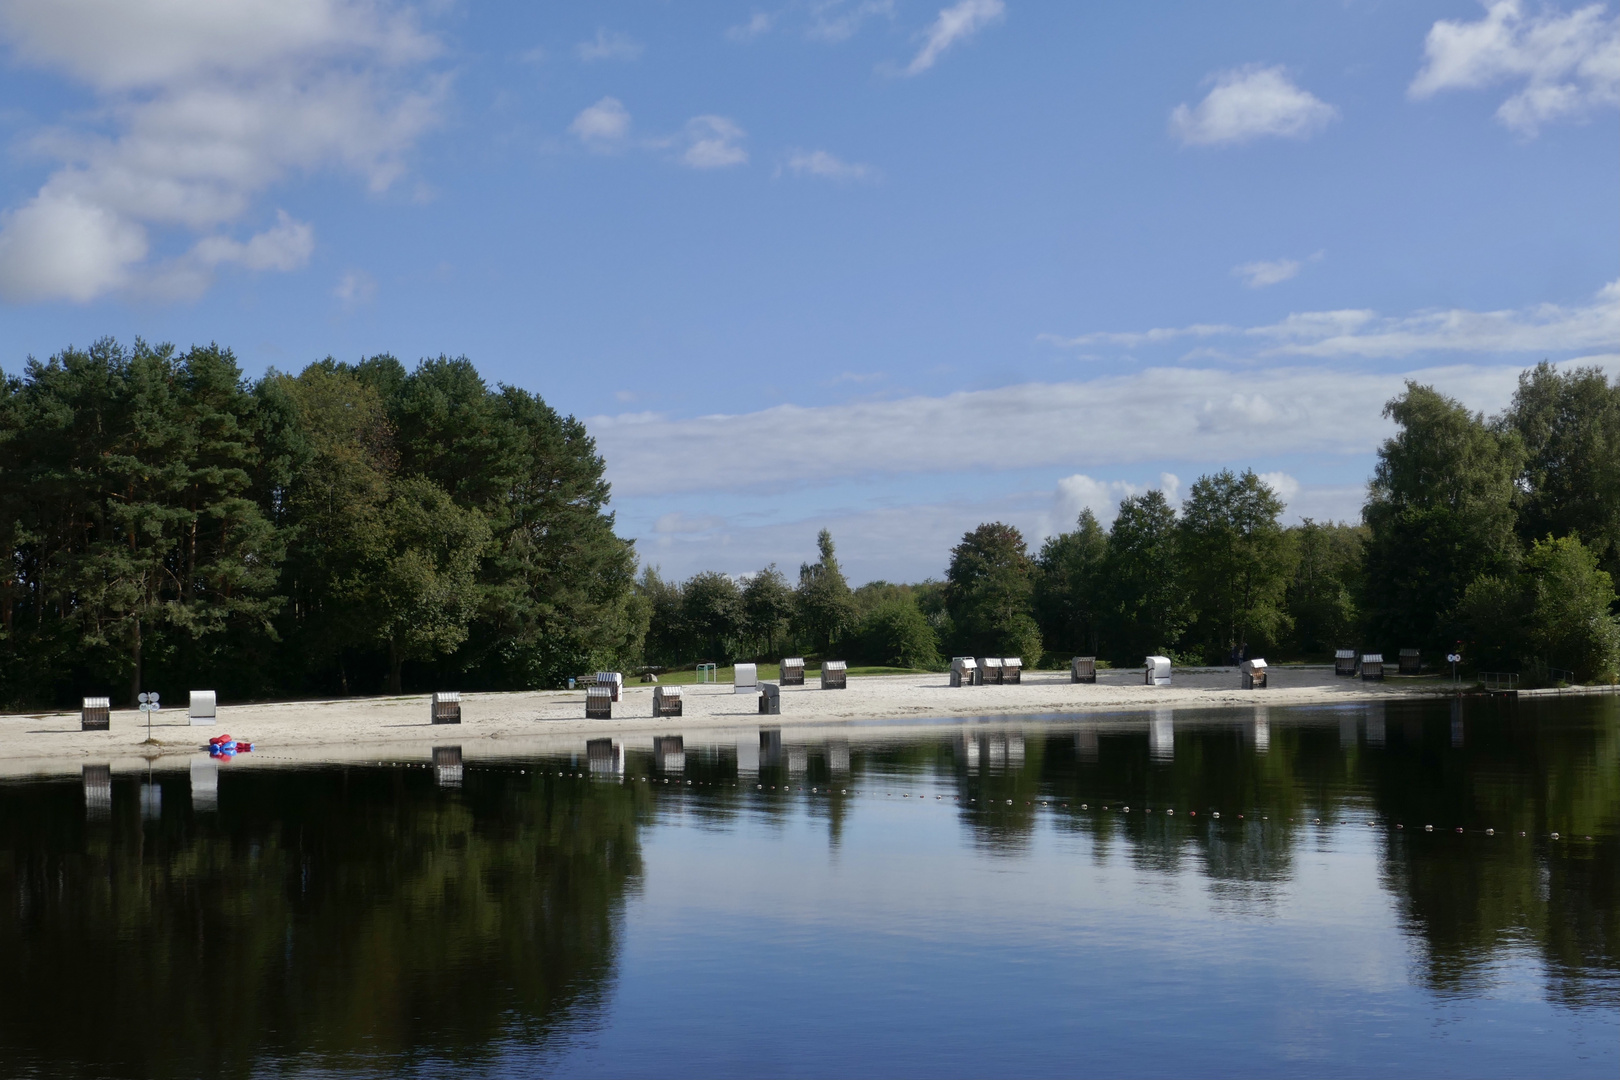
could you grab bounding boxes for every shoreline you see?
[0,667,1480,778]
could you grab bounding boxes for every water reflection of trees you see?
[2,697,1613,1075]
[0,765,646,1078]
[939,699,1618,1003]
[1368,698,1620,1004]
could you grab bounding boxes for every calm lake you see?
[2,696,1616,1078]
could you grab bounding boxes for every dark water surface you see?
[2,697,1616,1078]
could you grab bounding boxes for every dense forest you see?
[2,345,1617,707]
[640,364,1620,685]
[0,340,641,707]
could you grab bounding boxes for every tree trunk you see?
[388,640,403,694]
[130,616,142,705]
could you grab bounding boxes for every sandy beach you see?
[0,666,1460,778]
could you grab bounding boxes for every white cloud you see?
[1170,65,1337,146]
[0,191,147,301]
[132,208,316,300]
[810,0,895,43]
[727,12,775,41]
[191,210,313,271]
[594,283,1619,499]
[680,115,749,169]
[591,365,1533,498]
[729,2,895,44]
[654,512,728,535]
[780,148,879,182]
[570,96,632,146]
[904,0,1004,76]
[333,268,376,308]
[1410,0,1620,134]
[1051,474,1156,530]
[626,473,1367,582]
[568,101,746,168]
[0,0,435,90]
[1256,471,1301,504]
[575,28,643,63]
[1232,258,1301,289]
[0,0,443,303]
[1042,278,1620,360]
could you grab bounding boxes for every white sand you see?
[0,667,1449,778]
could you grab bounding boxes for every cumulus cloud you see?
[1410,0,1620,134]
[0,192,147,302]
[1170,65,1337,146]
[191,210,314,272]
[1256,471,1301,503]
[0,0,444,303]
[904,0,1004,76]
[570,96,632,147]
[779,148,879,182]
[1042,278,1620,359]
[679,116,749,168]
[1050,473,1181,530]
[575,28,643,63]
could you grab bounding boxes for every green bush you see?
[856,600,942,670]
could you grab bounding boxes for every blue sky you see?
[0,1,1615,582]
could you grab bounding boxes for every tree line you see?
[3,344,1616,708]
[0,340,641,707]
[643,364,1620,684]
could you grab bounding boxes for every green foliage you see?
[1504,363,1620,579]
[1101,492,1189,664]
[1285,520,1366,655]
[1179,470,1293,662]
[0,340,281,704]
[742,564,794,657]
[636,567,687,668]
[1034,509,1108,659]
[0,343,639,704]
[795,529,855,654]
[373,476,490,692]
[1522,535,1620,683]
[944,522,1041,659]
[1363,383,1522,653]
[682,570,744,662]
[1456,573,1529,672]
[855,598,943,669]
